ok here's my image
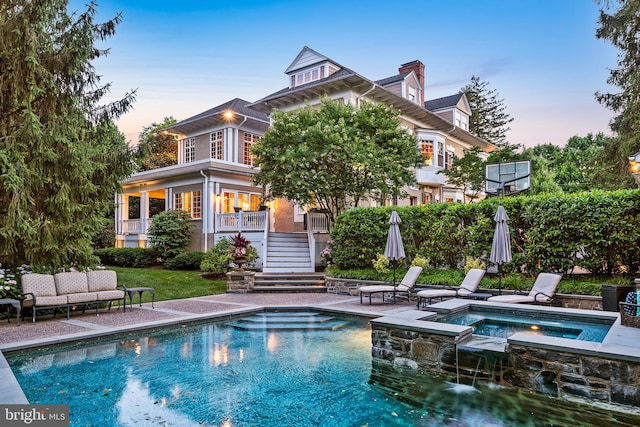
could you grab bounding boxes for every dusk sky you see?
[75,0,619,147]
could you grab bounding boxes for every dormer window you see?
[290,65,326,88]
[455,111,469,131]
[408,86,417,102]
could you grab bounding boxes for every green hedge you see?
[329,190,640,277]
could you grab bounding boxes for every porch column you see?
[115,193,125,235]
[140,191,149,234]
[207,179,215,234]
[225,127,235,163]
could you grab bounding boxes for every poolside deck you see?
[0,293,418,350]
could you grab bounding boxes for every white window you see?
[437,141,444,167]
[183,138,195,163]
[408,86,416,102]
[243,132,260,166]
[291,65,325,88]
[420,140,434,166]
[210,131,223,160]
[174,191,201,219]
[222,191,261,212]
[455,111,469,131]
[445,152,455,170]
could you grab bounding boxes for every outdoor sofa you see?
[21,270,126,323]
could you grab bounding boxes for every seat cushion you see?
[54,272,89,295]
[487,295,535,304]
[359,285,397,293]
[21,273,57,297]
[528,273,562,301]
[66,292,99,304]
[96,290,125,301]
[31,295,69,307]
[416,289,457,298]
[87,270,118,292]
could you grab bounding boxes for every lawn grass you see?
[110,266,227,303]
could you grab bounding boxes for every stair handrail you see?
[307,225,316,272]
[262,208,270,269]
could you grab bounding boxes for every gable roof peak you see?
[284,46,341,74]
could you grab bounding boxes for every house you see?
[115,46,495,272]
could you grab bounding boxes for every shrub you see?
[464,257,485,273]
[94,247,159,268]
[411,255,430,269]
[147,210,193,259]
[329,190,640,277]
[201,238,233,275]
[372,254,390,275]
[164,252,205,270]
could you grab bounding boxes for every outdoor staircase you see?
[226,311,347,330]
[253,272,326,293]
[262,232,314,273]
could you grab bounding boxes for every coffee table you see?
[124,287,155,310]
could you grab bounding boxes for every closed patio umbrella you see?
[490,205,512,295]
[384,210,406,287]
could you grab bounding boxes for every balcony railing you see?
[119,219,149,235]
[216,210,268,232]
[307,212,329,233]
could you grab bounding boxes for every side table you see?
[0,298,21,325]
[465,292,493,301]
[124,287,155,310]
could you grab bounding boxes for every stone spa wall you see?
[370,313,640,410]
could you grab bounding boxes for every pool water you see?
[437,308,613,342]
[6,311,635,426]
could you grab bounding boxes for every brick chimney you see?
[399,60,425,105]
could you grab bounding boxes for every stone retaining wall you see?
[506,344,640,407]
[371,320,640,408]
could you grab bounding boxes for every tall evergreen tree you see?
[593,0,640,188]
[0,0,136,267]
[462,76,514,147]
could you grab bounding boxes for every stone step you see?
[252,285,328,293]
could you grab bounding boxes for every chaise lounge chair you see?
[359,266,423,305]
[487,272,562,304]
[415,269,485,309]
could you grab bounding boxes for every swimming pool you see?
[436,306,614,342]
[5,310,636,426]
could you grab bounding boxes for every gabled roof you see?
[375,71,411,86]
[165,98,270,136]
[284,46,339,74]
[251,49,492,150]
[425,93,465,111]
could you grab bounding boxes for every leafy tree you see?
[439,146,485,202]
[593,0,640,188]
[462,76,514,147]
[553,134,607,192]
[0,1,136,268]
[147,210,193,259]
[252,99,422,224]
[135,117,178,171]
